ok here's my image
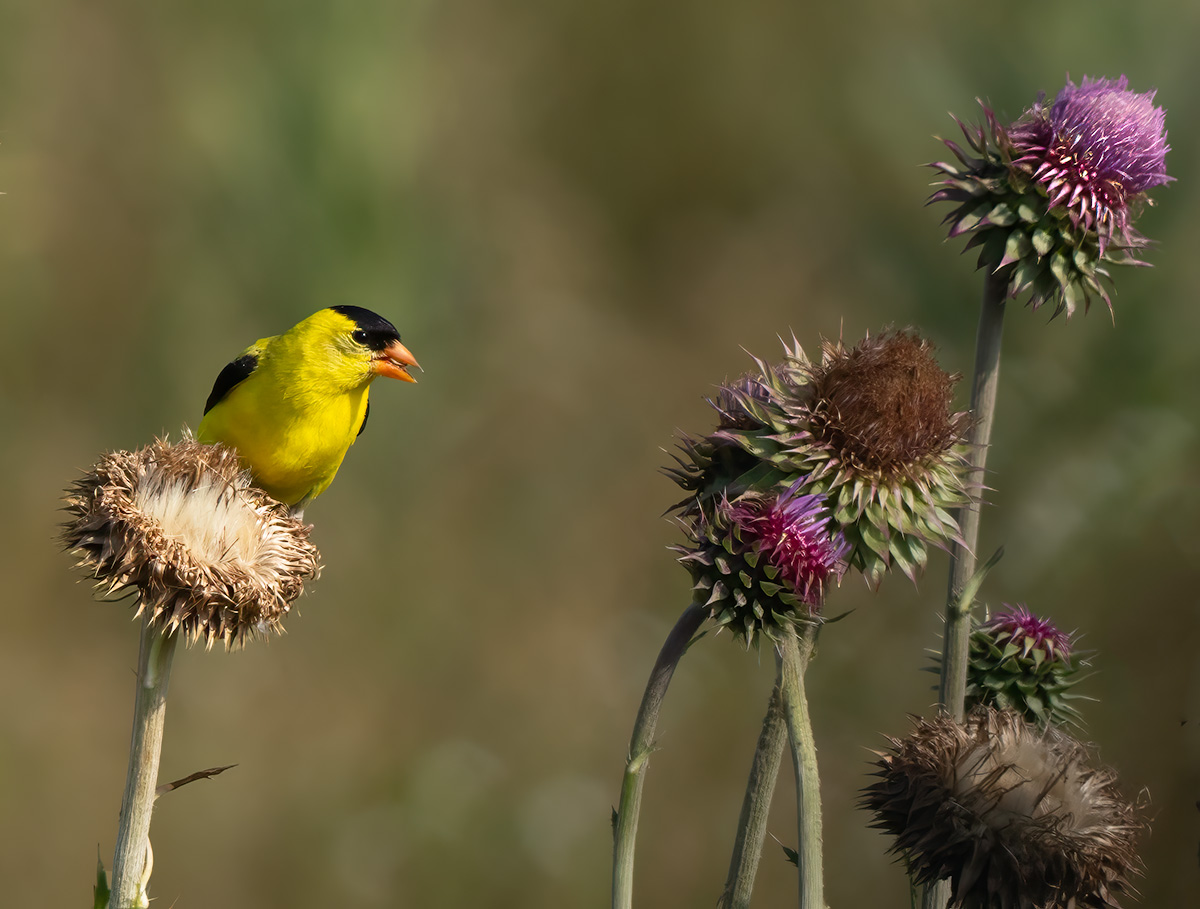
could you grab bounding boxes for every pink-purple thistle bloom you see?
[676,480,848,642]
[929,74,1172,318]
[1008,75,1172,254]
[981,604,1072,661]
[727,482,849,610]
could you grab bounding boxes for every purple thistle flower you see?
[1009,75,1172,254]
[981,604,1072,661]
[727,481,849,609]
[929,75,1172,318]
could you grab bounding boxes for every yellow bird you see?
[197,306,419,511]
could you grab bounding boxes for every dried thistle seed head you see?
[930,75,1171,318]
[961,604,1086,729]
[674,479,847,646]
[62,438,321,649]
[805,332,967,475]
[861,708,1141,909]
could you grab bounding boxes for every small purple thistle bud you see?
[727,481,849,610]
[1009,75,1172,253]
[981,604,1072,660]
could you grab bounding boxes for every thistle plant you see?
[63,438,319,908]
[615,72,1171,909]
[930,74,1170,721]
[922,73,1170,909]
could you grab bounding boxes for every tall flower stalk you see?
[778,623,823,909]
[719,679,786,909]
[611,602,706,909]
[939,270,1007,725]
[110,621,178,907]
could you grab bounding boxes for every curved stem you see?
[779,623,823,909]
[110,618,178,908]
[925,270,1007,909]
[719,673,787,909]
[611,602,707,909]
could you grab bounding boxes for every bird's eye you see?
[351,329,369,345]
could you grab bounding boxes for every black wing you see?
[204,352,260,415]
[357,400,370,437]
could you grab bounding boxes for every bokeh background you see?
[2,1,1198,907]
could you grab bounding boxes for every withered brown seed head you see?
[807,332,968,474]
[62,438,321,649]
[861,708,1142,909]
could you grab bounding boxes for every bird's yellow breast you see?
[200,380,369,505]
[197,312,378,505]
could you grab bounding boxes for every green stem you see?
[719,672,787,909]
[612,602,707,909]
[110,618,178,909]
[925,270,1007,909]
[779,623,823,909]
[939,270,1007,720]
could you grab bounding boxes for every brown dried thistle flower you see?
[861,708,1142,909]
[62,438,321,649]
[804,331,967,475]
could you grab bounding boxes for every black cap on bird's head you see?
[331,305,421,383]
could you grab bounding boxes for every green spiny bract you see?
[670,331,971,588]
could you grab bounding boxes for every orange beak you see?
[371,339,421,383]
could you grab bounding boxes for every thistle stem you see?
[110,618,178,908]
[719,672,787,909]
[779,623,823,909]
[939,270,1007,718]
[924,269,1007,909]
[612,602,706,909]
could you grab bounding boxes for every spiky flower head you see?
[670,331,970,587]
[931,75,1171,318]
[983,603,1073,660]
[62,438,321,649]
[862,707,1142,909]
[957,604,1087,729]
[674,480,848,645]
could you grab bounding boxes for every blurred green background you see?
[2,1,1198,906]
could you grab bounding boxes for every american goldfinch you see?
[197,306,419,510]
